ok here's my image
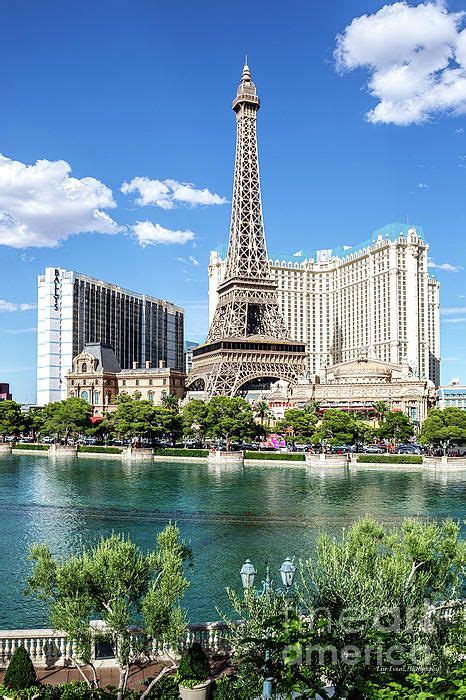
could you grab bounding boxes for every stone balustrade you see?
[0,621,230,669]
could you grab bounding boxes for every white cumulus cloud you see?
[428,259,463,272]
[131,221,195,247]
[0,154,120,248]
[335,2,466,125]
[121,177,227,209]
[0,299,36,312]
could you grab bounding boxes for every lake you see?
[0,454,465,629]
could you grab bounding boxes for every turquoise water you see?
[0,454,465,629]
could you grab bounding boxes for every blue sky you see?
[1,0,466,402]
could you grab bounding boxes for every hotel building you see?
[438,379,466,410]
[209,224,441,385]
[37,267,184,404]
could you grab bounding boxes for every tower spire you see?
[187,64,306,398]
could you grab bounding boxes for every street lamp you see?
[240,558,296,699]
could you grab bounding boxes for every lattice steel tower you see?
[188,63,306,397]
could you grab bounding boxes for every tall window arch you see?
[81,390,89,402]
[81,363,87,373]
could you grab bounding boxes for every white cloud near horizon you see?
[0,299,36,312]
[335,2,466,125]
[428,259,463,272]
[131,221,195,247]
[121,177,227,209]
[0,154,120,248]
[441,306,466,314]
[1,327,37,334]
[176,255,200,266]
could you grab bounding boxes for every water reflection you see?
[0,455,464,628]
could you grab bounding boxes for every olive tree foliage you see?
[294,518,465,698]
[221,584,323,699]
[27,524,192,699]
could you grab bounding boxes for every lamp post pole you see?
[240,558,296,700]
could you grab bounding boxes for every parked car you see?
[396,444,422,455]
[364,445,385,454]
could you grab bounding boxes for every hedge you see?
[245,451,305,461]
[357,454,422,465]
[154,447,208,458]
[13,443,49,451]
[77,445,122,454]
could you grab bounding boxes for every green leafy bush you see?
[363,661,466,698]
[154,448,208,458]
[58,682,92,700]
[245,451,305,461]
[357,454,422,464]
[13,444,48,451]
[77,446,122,454]
[3,646,37,691]
[0,685,39,700]
[40,686,61,700]
[146,674,179,699]
[175,642,211,687]
[212,675,251,699]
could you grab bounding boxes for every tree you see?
[161,393,179,411]
[37,397,93,443]
[103,393,157,442]
[378,411,414,443]
[153,406,183,446]
[296,518,466,697]
[253,400,273,427]
[204,396,257,449]
[0,400,24,440]
[182,399,209,443]
[420,407,466,445]
[373,401,389,425]
[27,524,192,699]
[317,409,363,445]
[275,407,317,440]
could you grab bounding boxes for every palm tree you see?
[161,393,179,411]
[254,400,272,427]
[373,401,389,426]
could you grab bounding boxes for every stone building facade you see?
[268,356,436,426]
[67,342,186,418]
[209,224,441,386]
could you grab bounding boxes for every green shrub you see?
[13,444,48,451]
[146,674,179,699]
[175,643,211,687]
[212,675,251,699]
[154,448,208,458]
[3,646,37,691]
[58,681,92,700]
[40,686,61,700]
[357,454,422,465]
[363,661,466,698]
[77,446,122,454]
[244,451,305,461]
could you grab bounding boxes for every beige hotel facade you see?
[209,224,440,386]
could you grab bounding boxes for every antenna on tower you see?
[245,53,248,66]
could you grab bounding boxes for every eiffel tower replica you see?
[188,62,306,397]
